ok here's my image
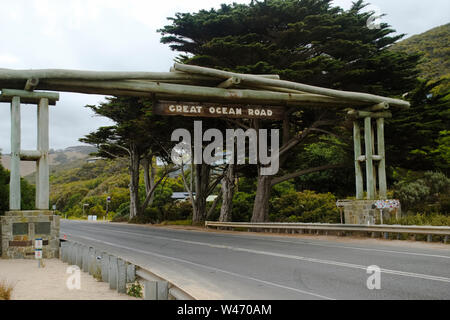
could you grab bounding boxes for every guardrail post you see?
[384,232,389,240]
[444,235,448,244]
[117,259,127,294]
[101,253,109,283]
[143,281,168,300]
[68,243,75,265]
[76,244,83,268]
[109,255,118,290]
[90,249,101,276]
[82,246,89,272]
[64,243,69,263]
[127,264,136,283]
[88,247,95,275]
[60,242,67,263]
[427,235,432,242]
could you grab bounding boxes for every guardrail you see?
[205,221,450,243]
[59,240,195,300]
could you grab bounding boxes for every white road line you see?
[64,224,450,284]
[65,232,335,300]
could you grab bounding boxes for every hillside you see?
[392,23,450,82]
[1,145,97,180]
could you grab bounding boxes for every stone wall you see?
[0,210,60,259]
[343,200,401,225]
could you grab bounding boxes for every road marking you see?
[64,232,335,300]
[64,223,450,284]
[64,220,450,260]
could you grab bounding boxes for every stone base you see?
[0,210,60,259]
[343,200,401,225]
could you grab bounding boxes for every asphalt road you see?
[61,220,450,300]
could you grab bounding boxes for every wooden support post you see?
[353,121,364,200]
[364,117,375,199]
[372,125,377,198]
[377,118,387,199]
[10,96,21,210]
[36,98,49,210]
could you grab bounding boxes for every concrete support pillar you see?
[36,98,49,210]
[88,247,95,275]
[82,246,89,272]
[377,118,387,199]
[101,253,110,283]
[117,259,127,293]
[109,255,118,290]
[10,96,21,210]
[76,244,83,268]
[144,280,168,300]
[353,121,364,200]
[127,263,136,283]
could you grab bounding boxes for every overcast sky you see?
[0,0,449,154]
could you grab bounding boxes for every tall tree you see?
[159,0,420,221]
[80,97,178,218]
[386,79,450,175]
[0,154,9,215]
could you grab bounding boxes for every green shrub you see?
[270,190,339,223]
[394,171,450,214]
[231,191,255,222]
[386,213,450,226]
[127,281,143,298]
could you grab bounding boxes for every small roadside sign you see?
[35,238,43,249]
[35,249,42,260]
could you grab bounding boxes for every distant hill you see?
[1,145,97,180]
[392,23,450,82]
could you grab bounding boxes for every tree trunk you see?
[219,164,236,222]
[142,155,156,208]
[129,143,141,219]
[251,174,273,222]
[192,163,210,223]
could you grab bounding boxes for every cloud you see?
[0,0,448,154]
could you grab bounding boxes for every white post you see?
[364,117,375,199]
[36,98,49,210]
[10,96,21,210]
[353,121,364,200]
[377,118,387,199]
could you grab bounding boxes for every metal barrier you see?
[60,240,195,300]
[205,221,450,243]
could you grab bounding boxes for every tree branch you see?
[271,163,346,186]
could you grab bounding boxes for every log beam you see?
[173,63,411,109]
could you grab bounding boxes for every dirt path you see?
[0,259,139,300]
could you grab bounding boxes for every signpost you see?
[106,196,111,221]
[374,200,401,224]
[35,238,43,267]
[154,101,286,120]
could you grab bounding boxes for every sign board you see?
[35,238,43,249]
[35,249,42,260]
[154,101,285,120]
[374,200,400,209]
[336,200,353,208]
